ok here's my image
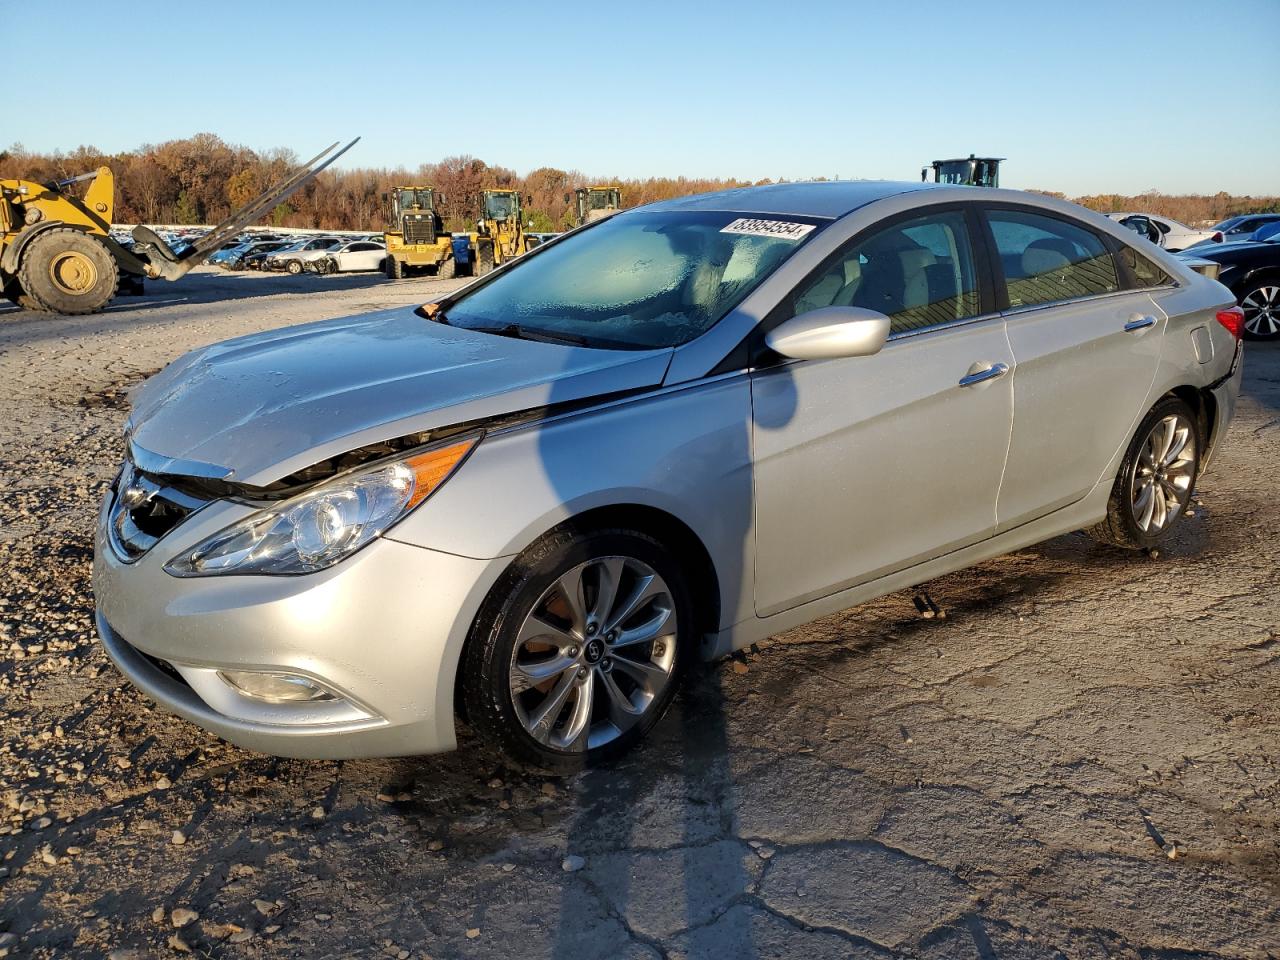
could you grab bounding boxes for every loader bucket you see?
[133,137,360,281]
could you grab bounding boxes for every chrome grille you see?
[108,460,210,561]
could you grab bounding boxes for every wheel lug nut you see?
[577,668,588,680]
[586,623,597,636]
[568,646,579,657]
[607,630,619,642]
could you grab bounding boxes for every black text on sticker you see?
[721,218,816,241]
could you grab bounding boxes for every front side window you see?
[444,211,823,349]
[789,209,980,336]
[988,210,1118,308]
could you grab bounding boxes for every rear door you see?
[984,207,1165,531]
[751,206,1014,616]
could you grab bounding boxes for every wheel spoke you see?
[609,653,670,692]
[516,613,579,650]
[558,672,594,748]
[590,557,625,626]
[510,652,577,695]
[598,668,642,730]
[554,566,590,634]
[525,670,578,745]
[1161,425,1190,467]
[1135,480,1155,531]
[604,573,666,633]
[612,606,674,649]
[1151,483,1168,531]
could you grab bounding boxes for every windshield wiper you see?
[471,323,590,347]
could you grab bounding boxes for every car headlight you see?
[164,437,477,577]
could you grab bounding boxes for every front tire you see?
[1239,280,1280,340]
[461,528,692,774]
[17,228,119,315]
[385,256,403,280]
[1087,396,1201,550]
[436,256,457,280]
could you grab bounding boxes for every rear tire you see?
[1086,396,1201,550]
[286,260,303,275]
[385,256,404,280]
[461,527,692,774]
[17,228,119,315]
[436,257,456,280]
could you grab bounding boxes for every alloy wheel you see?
[1241,285,1279,337]
[509,556,677,753]
[1130,413,1196,534]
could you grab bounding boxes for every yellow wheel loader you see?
[383,187,467,279]
[472,189,528,276]
[1,139,359,316]
[567,185,622,227]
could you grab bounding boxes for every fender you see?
[1,220,79,275]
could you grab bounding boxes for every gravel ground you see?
[1,269,1277,959]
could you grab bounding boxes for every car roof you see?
[642,180,943,219]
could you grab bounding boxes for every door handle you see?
[1124,315,1158,332]
[958,362,1010,388]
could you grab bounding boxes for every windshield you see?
[398,189,433,212]
[443,210,824,349]
[587,190,617,210]
[484,193,518,221]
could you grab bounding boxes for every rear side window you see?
[987,210,1119,308]
[789,209,980,336]
[1116,245,1173,288]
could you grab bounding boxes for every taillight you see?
[1212,232,1224,243]
[1215,307,1245,339]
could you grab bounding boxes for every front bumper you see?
[93,495,508,759]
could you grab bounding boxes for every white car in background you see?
[1107,213,1220,252]
[266,237,347,274]
[309,240,387,274]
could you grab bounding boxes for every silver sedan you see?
[94,181,1244,772]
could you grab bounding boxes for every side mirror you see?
[765,306,890,361]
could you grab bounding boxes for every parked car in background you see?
[1177,229,1280,339]
[95,181,1243,771]
[1107,213,1219,251]
[222,240,293,271]
[266,237,346,273]
[1210,214,1280,246]
[308,239,387,274]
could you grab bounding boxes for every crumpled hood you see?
[127,308,672,486]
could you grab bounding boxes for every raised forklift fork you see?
[132,138,360,281]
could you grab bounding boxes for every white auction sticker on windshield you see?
[721,218,815,241]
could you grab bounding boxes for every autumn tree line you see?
[2,134,1276,233]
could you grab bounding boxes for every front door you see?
[751,208,1014,617]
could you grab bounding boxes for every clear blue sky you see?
[5,0,1278,196]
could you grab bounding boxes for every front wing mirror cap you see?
[765,306,891,361]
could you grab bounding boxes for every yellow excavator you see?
[472,188,527,275]
[1,139,358,315]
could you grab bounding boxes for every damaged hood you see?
[127,308,673,486]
